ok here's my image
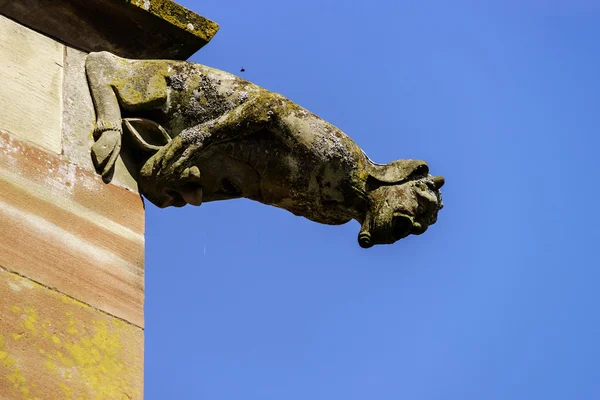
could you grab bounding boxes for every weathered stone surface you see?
[62,46,139,192]
[0,0,219,60]
[0,15,63,154]
[0,131,145,327]
[85,51,445,247]
[0,9,147,397]
[0,267,143,400]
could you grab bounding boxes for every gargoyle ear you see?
[123,118,172,153]
[366,159,429,184]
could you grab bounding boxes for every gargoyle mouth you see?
[391,213,414,240]
[140,163,204,208]
[177,183,204,206]
[176,166,204,206]
[358,212,414,249]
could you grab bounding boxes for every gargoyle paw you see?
[91,130,122,178]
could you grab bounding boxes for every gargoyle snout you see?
[358,212,423,248]
[163,166,203,207]
[175,185,203,206]
[176,166,203,206]
[139,159,204,208]
[357,212,414,248]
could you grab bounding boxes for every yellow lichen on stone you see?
[2,355,16,368]
[22,308,39,336]
[49,318,139,399]
[1,269,142,399]
[67,327,79,336]
[3,355,31,399]
[1,328,35,399]
[43,359,56,373]
[59,381,74,398]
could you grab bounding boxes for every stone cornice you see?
[0,0,219,59]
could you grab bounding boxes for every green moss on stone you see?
[130,0,220,43]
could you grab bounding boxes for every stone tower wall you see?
[0,1,217,397]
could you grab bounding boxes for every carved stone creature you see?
[85,51,444,247]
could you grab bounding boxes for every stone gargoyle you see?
[85,51,444,248]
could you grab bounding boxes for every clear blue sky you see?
[145,1,600,398]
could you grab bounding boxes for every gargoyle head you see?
[358,160,444,248]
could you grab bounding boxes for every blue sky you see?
[144,1,600,398]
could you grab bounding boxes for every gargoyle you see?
[85,51,444,248]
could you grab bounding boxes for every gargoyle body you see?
[85,51,444,247]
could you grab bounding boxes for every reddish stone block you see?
[0,268,144,399]
[0,131,145,327]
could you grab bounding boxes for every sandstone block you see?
[0,132,145,327]
[0,268,144,399]
[0,15,63,154]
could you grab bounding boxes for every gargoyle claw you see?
[180,166,201,181]
[91,130,122,179]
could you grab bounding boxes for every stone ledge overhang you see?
[0,0,219,59]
